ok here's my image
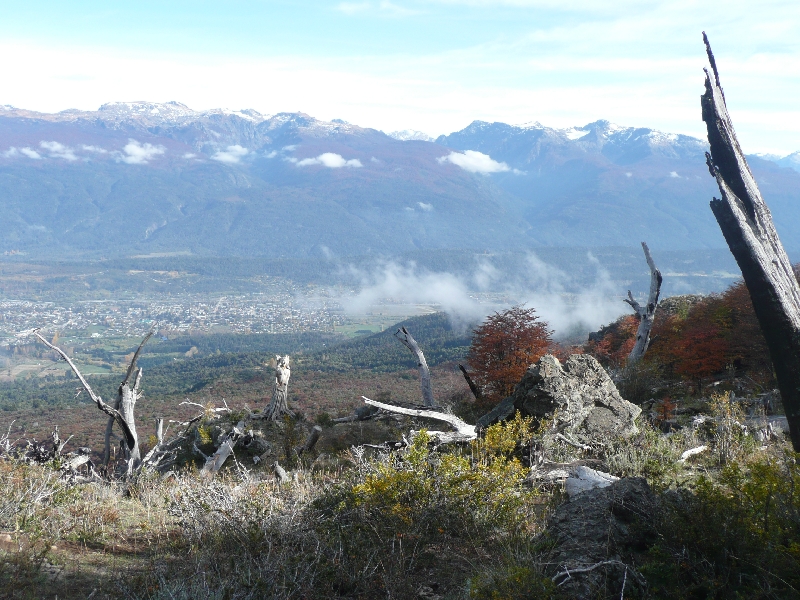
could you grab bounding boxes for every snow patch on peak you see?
[388,130,434,142]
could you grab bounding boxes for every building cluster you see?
[0,293,347,340]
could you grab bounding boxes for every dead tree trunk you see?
[395,327,435,407]
[35,329,153,475]
[701,33,800,451]
[34,331,137,455]
[112,331,153,474]
[624,242,662,364]
[263,355,292,421]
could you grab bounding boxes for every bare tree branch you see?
[34,331,136,451]
[394,326,435,407]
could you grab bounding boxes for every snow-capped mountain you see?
[1,103,799,260]
[387,129,435,142]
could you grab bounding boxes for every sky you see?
[1,1,799,154]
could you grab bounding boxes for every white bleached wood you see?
[362,396,476,443]
[200,420,245,476]
[394,327,435,407]
[678,445,708,463]
[34,331,137,453]
[623,242,662,364]
[263,355,292,421]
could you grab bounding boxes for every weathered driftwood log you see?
[34,331,137,456]
[263,355,292,421]
[624,242,662,364]
[701,34,800,451]
[200,420,245,476]
[394,327,435,407]
[362,396,476,443]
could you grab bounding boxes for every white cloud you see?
[625,172,632,177]
[183,152,197,159]
[211,145,248,164]
[338,253,626,336]
[40,141,78,161]
[669,171,680,178]
[120,139,165,164]
[265,150,277,158]
[19,147,42,159]
[296,152,363,168]
[417,202,433,211]
[2,147,19,158]
[437,150,510,173]
[81,144,107,154]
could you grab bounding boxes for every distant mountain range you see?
[1,102,799,260]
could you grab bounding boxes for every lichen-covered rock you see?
[512,354,641,443]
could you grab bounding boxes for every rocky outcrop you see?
[546,477,658,598]
[479,354,641,443]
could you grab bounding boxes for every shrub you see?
[643,451,800,598]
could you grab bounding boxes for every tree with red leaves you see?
[467,305,552,407]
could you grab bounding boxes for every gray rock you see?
[546,477,658,598]
[512,354,641,443]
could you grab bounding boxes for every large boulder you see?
[478,354,641,442]
[545,477,658,598]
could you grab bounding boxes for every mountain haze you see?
[1,102,799,260]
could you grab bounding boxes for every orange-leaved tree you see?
[467,305,552,407]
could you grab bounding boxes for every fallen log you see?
[362,396,476,443]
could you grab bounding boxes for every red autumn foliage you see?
[586,314,638,367]
[467,305,552,407]
[588,267,799,391]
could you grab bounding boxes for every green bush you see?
[643,451,800,598]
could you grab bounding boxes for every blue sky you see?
[2,1,799,153]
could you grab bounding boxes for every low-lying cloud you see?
[120,139,165,164]
[338,253,628,339]
[438,150,510,174]
[40,141,78,161]
[296,152,363,168]
[212,145,248,164]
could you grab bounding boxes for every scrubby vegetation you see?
[1,388,798,599]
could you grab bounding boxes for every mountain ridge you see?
[1,102,800,260]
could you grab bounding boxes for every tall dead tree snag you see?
[701,33,800,451]
[34,329,154,474]
[263,355,292,420]
[624,242,662,364]
[103,330,153,472]
[395,326,435,407]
